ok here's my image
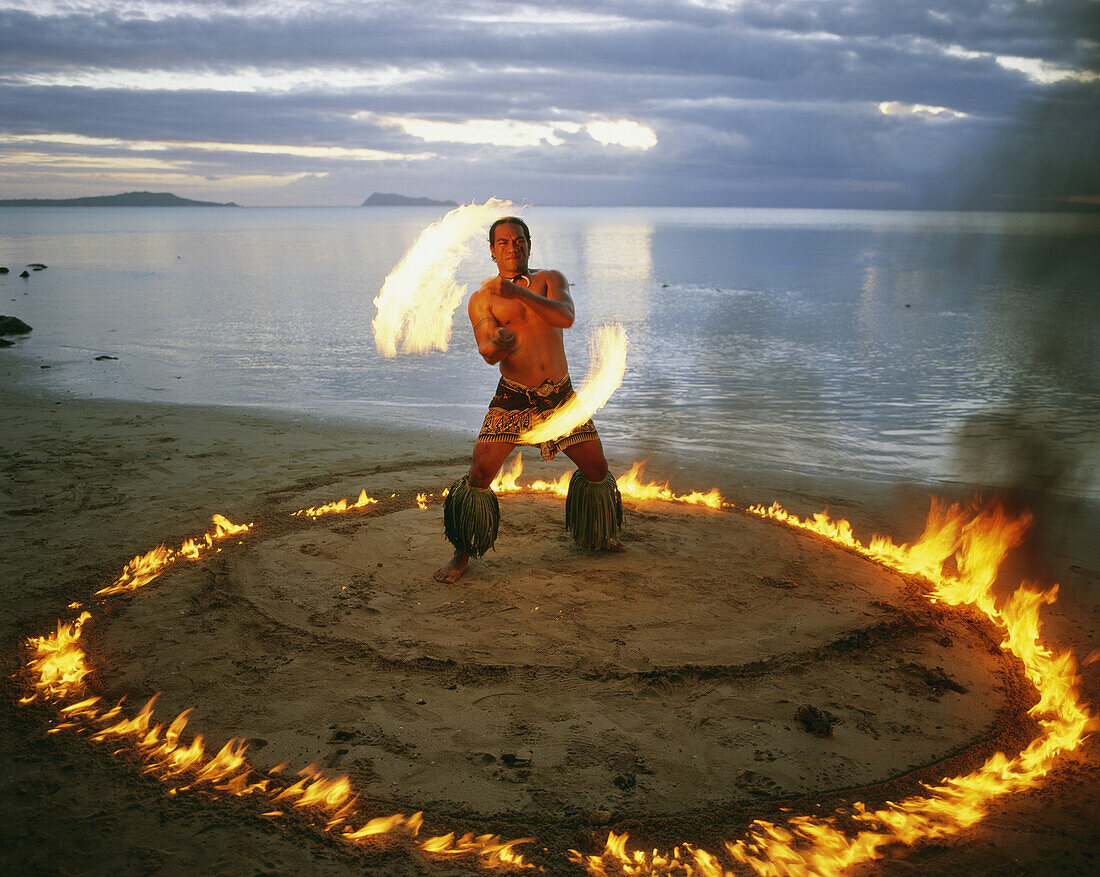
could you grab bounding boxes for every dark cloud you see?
[0,0,1095,205]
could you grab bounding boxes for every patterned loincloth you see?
[477,373,599,461]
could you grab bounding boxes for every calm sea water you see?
[2,206,1097,497]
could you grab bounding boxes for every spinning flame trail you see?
[372,198,515,356]
[372,200,628,441]
[518,323,627,445]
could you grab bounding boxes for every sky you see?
[0,0,1097,208]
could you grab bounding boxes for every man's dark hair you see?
[489,216,530,246]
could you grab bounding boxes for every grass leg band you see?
[565,470,623,549]
[443,475,500,557]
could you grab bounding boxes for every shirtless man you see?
[434,216,625,583]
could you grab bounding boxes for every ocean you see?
[2,206,1097,497]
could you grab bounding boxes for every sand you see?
[2,353,1097,876]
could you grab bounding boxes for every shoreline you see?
[2,359,1096,874]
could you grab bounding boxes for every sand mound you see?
[94,463,1018,824]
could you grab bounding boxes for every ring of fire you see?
[18,458,1093,875]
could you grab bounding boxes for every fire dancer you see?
[435,216,625,583]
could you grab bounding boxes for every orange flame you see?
[21,491,1091,875]
[617,461,726,509]
[527,470,573,496]
[489,456,724,509]
[293,489,378,518]
[490,453,525,492]
[23,611,93,702]
[490,453,571,495]
[570,499,1093,875]
[21,503,535,869]
[38,692,265,798]
[97,514,252,596]
[420,831,535,868]
[343,811,424,840]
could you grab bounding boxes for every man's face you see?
[490,223,530,276]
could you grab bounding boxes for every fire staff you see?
[434,216,626,583]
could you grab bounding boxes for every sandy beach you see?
[2,352,1097,876]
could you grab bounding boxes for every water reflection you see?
[5,207,1096,497]
[582,218,654,325]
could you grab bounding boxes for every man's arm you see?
[469,292,515,365]
[493,270,575,328]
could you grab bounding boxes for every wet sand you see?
[2,354,1097,875]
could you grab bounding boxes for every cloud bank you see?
[0,0,1095,206]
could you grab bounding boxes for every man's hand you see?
[491,327,516,350]
[483,275,519,299]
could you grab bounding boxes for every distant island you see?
[0,191,241,207]
[362,192,457,207]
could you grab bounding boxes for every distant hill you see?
[362,192,457,207]
[0,191,241,207]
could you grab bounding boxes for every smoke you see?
[945,8,1099,578]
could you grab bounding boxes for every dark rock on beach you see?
[0,316,33,335]
[907,663,968,695]
[795,704,840,737]
[19,270,30,278]
[0,267,8,274]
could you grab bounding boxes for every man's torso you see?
[482,269,569,387]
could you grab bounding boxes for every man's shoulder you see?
[532,268,568,288]
[468,285,491,313]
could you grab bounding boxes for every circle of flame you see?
[19,478,1093,875]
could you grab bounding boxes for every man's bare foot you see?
[434,552,470,583]
[603,538,627,553]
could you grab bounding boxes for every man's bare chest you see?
[489,296,530,327]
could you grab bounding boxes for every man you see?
[434,216,625,583]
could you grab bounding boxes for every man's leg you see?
[467,440,517,489]
[434,441,516,583]
[561,436,609,483]
[562,438,627,552]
